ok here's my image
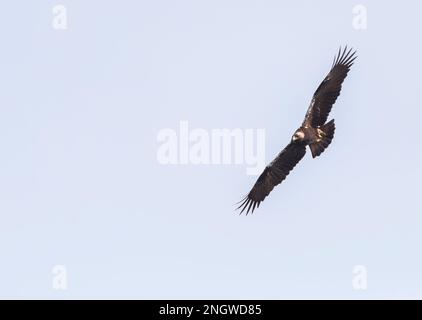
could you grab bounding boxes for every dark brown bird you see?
[237,46,356,214]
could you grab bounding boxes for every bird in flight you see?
[237,46,357,214]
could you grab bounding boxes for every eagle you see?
[237,46,357,214]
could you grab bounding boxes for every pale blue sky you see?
[0,1,421,299]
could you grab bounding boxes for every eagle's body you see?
[294,125,323,145]
[237,47,356,214]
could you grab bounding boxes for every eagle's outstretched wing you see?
[303,46,357,127]
[237,142,306,214]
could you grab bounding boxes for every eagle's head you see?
[292,130,305,142]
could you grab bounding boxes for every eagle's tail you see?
[310,119,335,158]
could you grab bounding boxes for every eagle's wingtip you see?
[333,45,357,68]
[235,195,259,215]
